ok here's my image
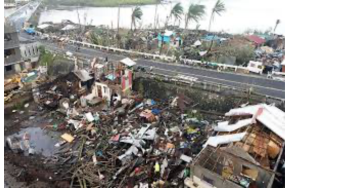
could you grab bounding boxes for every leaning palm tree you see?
[167,2,184,27]
[131,6,143,31]
[208,0,226,32]
[273,19,280,33]
[184,4,206,30]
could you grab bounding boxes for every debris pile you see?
[16,61,217,187]
[5,54,284,187]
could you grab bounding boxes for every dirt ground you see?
[4,101,69,188]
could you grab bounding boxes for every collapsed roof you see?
[225,104,285,140]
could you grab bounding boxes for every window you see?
[5,65,13,72]
[5,34,12,41]
[5,49,16,58]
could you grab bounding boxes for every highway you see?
[9,0,285,99]
[20,32,285,99]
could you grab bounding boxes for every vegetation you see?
[229,45,255,66]
[184,4,206,30]
[131,6,143,31]
[166,2,184,27]
[39,46,57,67]
[44,0,159,7]
[273,19,280,33]
[208,0,226,32]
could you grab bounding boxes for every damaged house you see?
[185,104,285,188]
[88,58,135,106]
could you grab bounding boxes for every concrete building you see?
[19,41,41,69]
[5,23,22,75]
[186,104,285,188]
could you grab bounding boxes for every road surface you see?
[20,32,285,99]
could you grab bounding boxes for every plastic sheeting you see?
[214,118,253,132]
[204,133,247,147]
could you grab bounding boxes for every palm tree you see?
[208,0,226,32]
[184,4,206,30]
[273,19,280,33]
[131,6,143,31]
[166,2,184,27]
[154,4,159,29]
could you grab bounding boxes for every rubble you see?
[5,58,218,187]
[5,48,284,187]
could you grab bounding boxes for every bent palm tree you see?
[167,2,184,27]
[131,6,143,31]
[208,0,226,32]
[273,19,280,33]
[184,4,206,30]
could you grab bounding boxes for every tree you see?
[39,46,56,66]
[234,45,255,66]
[131,6,143,31]
[273,19,280,33]
[184,4,206,30]
[166,2,184,27]
[208,0,226,32]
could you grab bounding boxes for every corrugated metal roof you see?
[120,58,136,67]
[73,69,93,82]
[225,104,285,140]
[246,35,266,45]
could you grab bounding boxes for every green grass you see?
[46,0,159,7]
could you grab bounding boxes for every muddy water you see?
[38,0,284,34]
[10,127,61,157]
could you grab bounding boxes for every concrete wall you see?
[134,75,284,113]
[20,42,40,62]
[191,166,241,188]
[192,152,274,188]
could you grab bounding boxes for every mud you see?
[8,127,61,157]
[4,101,68,188]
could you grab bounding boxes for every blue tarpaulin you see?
[158,34,171,43]
[25,28,35,34]
[152,109,161,115]
[105,74,116,81]
[204,35,221,41]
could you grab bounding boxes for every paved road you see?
[20,32,285,99]
[7,0,284,99]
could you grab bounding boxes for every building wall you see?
[20,42,40,62]
[5,32,20,50]
[191,165,241,188]
[191,146,275,188]
[92,82,112,101]
[5,23,22,69]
